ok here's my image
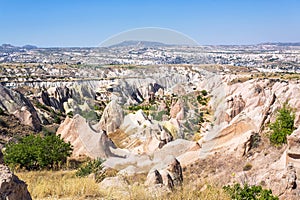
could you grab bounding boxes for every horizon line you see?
[1,40,300,48]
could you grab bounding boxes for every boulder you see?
[145,169,173,198]
[166,158,183,187]
[0,164,32,200]
[160,170,174,190]
[145,169,163,186]
[158,129,173,149]
[145,158,183,194]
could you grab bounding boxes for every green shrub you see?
[67,111,74,118]
[223,183,278,200]
[197,95,208,106]
[94,105,101,110]
[53,115,61,124]
[4,134,72,170]
[243,163,252,171]
[200,90,208,96]
[269,103,295,145]
[76,158,106,182]
[199,112,205,124]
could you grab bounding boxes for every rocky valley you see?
[0,61,300,199]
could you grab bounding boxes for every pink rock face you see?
[13,106,40,131]
[170,99,184,120]
[226,95,245,122]
[95,100,124,134]
[56,114,125,159]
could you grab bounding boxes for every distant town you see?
[0,41,299,73]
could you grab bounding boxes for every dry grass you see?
[166,184,230,200]
[16,170,230,200]
[16,170,104,200]
[100,183,230,200]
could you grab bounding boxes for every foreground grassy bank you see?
[16,170,230,200]
[16,170,103,199]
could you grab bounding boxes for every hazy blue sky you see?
[0,0,299,47]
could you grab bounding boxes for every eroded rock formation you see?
[95,100,124,134]
[287,127,300,169]
[145,169,163,186]
[0,85,41,131]
[170,99,184,120]
[41,86,72,111]
[225,94,245,122]
[145,158,183,194]
[166,158,183,187]
[56,114,127,159]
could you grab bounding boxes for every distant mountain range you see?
[259,42,300,46]
[1,42,300,49]
[0,44,38,50]
[108,40,173,48]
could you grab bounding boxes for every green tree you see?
[4,134,72,170]
[223,183,278,200]
[269,103,295,145]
